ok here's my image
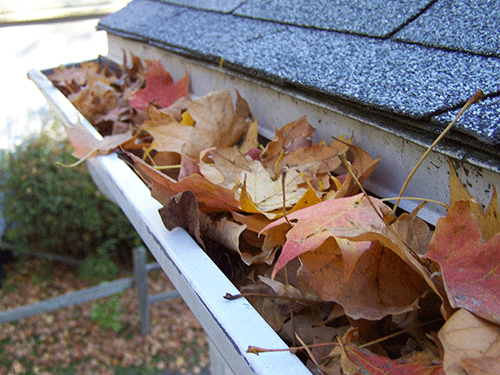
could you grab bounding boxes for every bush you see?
[0,111,142,276]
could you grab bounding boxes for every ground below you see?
[0,256,210,375]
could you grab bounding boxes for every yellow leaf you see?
[236,161,308,218]
[180,110,195,125]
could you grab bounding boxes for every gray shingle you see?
[182,22,500,118]
[394,0,500,57]
[98,0,500,148]
[159,0,246,13]
[234,0,433,37]
[99,0,287,58]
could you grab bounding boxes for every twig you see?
[381,196,449,210]
[393,89,485,212]
[246,317,443,356]
[247,341,338,355]
[337,152,385,223]
[295,333,322,370]
[281,166,295,227]
[212,57,225,92]
[224,292,316,305]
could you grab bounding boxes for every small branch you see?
[381,196,449,210]
[153,164,181,170]
[393,89,484,212]
[337,152,385,223]
[247,318,443,356]
[281,166,295,226]
[295,333,321,370]
[212,57,225,92]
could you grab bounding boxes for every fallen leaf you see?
[239,119,259,154]
[438,309,500,375]
[130,60,189,110]
[207,146,252,189]
[424,200,500,325]
[462,355,500,375]
[391,207,433,256]
[66,131,134,160]
[258,275,319,304]
[325,143,380,199]
[280,305,346,345]
[252,298,288,332]
[201,214,264,265]
[69,79,120,124]
[268,137,350,184]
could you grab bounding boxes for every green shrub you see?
[90,296,125,333]
[0,111,142,274]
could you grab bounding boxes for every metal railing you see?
[0,246,180,335]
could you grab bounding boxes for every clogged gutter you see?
[46,55,500,374]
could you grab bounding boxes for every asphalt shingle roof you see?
[98,0,500,150]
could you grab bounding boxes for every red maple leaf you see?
[130,60,189,110]
[424,200,500,325]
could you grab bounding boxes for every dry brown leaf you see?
[252,298,288,332]
[280,305,346,346]
[158,190,203,246]
[260,116,314,168]
[271,138,349,183]
[239,119,260,154]
[181,90,251,160]
[141,106,193,154]
[325,143,381,199]
[68,80,120,124]
[449,159,500,241]
[391,208,433,256]
[206,146,252,188]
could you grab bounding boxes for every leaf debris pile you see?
[48,55,500,374]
